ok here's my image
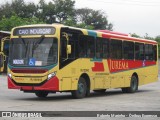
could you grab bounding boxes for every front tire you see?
[35,91,49,98]
[71,77,87,99]
[122,75,138,93]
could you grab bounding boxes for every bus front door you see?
[0,52,4,72]
[0,37,10,73]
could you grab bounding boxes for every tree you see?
[36,0,75,24]
[130,33,141,38]
[0,2,12,19]
[0,14,44,31]
[0,0,113,30]
[36,0,56,23]
[144,33,154,40]
[53,0,75,23]
[0,0,37,20]
[75,8,113,30]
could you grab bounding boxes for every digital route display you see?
[13,27,55,36]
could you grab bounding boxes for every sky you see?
[1,0,160,37]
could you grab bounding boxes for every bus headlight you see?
[8,73,12,79]
[48,72,56,80]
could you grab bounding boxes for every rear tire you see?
[71,77,87,99]
[35,91,49,98]
[122,75,138,93]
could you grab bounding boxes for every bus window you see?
[96,37,109,59]
[123,41,134,60]
[61,36,67,60]
[4,40,9,55]
[79,35,95,58]
[135,43,144,60]
[145,44,154,60]
[153,45,157,61]
[110,39,122,59]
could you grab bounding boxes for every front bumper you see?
[8,76,59,91]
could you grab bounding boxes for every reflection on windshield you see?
[9,38,58,66]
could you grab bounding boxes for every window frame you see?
[96,37,109,59]
[78,35,95,58]
[123,41,134,60]
[135,42,145,60]
[145,44,154,61]
[110,39,123,59]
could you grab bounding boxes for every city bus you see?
[3,24,158,98]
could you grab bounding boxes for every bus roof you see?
[11,24,157,45]
[97,30,129,36]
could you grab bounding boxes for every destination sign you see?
[13,27,55,36]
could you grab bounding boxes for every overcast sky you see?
[1,0,160,37]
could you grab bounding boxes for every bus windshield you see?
[9,37,58,67]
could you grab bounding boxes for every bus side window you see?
[61,36,67,60]
[145,44,154,60]
[96,37,109,59]
[110,39,122,59]
[79,35,95,58]
[135,43,144,60]
[153,45,157,61]
[123,41,134,60]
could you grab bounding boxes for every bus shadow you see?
[15,89,154,101]
[88,89,154,98]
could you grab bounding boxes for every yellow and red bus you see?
[4,24,158,98]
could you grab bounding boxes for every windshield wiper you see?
[33,35,45,49]
[19,36,26,48]
[19,36,29,57]
[32,35,45,57]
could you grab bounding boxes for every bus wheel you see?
[122,75,138,93]
[93,89,106,93]
[71,77,87,99]
[35,91,49,98]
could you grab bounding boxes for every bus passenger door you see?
[0,52,4,72]
[0,37,10,73]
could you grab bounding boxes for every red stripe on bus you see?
[107,59,156,73]
[92,62,105,72]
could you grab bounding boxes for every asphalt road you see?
[0,74,160,120]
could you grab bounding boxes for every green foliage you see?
[53,0,75,23]
[0,0,113,31]
[36,0,56,23]
[130,33,141,38]
[143,33,155,40]
[75,8,113,30]
[0,14,44,31]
